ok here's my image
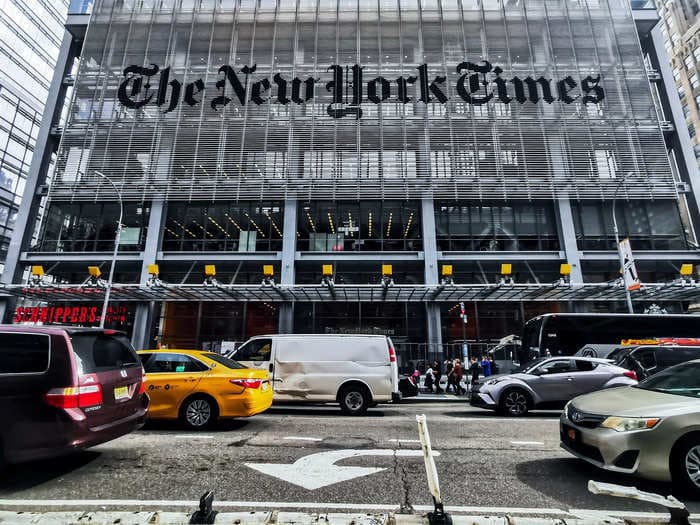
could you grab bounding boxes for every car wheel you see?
[339,385,369,416]
[673,439,700,496]
[499,389,530,417]
[180,396,218,430]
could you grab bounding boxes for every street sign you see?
[618,238,641,292]
[245,449,439,490]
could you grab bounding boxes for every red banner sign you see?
[13,305,128,325]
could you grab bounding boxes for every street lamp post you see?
[94,171,123,328]
[611,176,634,314]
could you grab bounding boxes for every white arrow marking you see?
[245,448,440,490]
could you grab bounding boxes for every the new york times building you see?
[10,0,699,356]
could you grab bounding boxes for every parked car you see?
[470,356,637,417]
[574,344,626,359]
[560,359,700,495]
[227,334,401,415]
[138,349,272,429]
[0,325,148,465]
[611,345,700,381]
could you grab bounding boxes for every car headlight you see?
[600,416,660,432]
[485,377,506,386]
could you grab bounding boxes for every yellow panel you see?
[382,264,393,276]
[322,264,333,276]
[31,265,45,277]
[560,263,572,276]
[204,264,217,277]
[500,263,512,275]
[88,266,102,278]
[680,264,694,276]
[147,264,160,276]
[441,265,453,277]
[263,265,274,277]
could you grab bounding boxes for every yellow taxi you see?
[137,349,273,429]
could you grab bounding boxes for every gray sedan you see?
[560,359,700,495]
[470,356,637,417]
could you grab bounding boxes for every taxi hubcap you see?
[186,399,211,427]
[345,392,363,410]
[504,392,527,415]
[685,446,700,487]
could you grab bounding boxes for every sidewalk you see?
[401,392,468,402]
[0,509,691,524]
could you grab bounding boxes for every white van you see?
[228,334,401,415]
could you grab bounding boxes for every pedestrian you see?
[433,360,443,393]
[453,358,465,395]
[489,355,499,375]
[468,356,480,392]
[445,359,454,393]
[481,355,492,377]
[424,364,435,393]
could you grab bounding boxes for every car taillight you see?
[230,379,262,389]
[623,370,637,380]
[388,345,397,363]
[138,380,146,395]
[45,379,104,409]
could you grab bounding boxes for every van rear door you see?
[386,337,400,398]
[68,331,143,429]
[230,338,273,372]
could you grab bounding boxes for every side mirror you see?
[269,363,274,373]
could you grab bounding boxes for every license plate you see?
[114,385,130,401]
[262,382,269,392]
[567,428,577,441]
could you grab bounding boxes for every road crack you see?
[394,444,414,515]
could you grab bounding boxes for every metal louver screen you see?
[51,0,675,202]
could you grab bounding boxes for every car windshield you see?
[203,353,246,369]
[637,361,700,398]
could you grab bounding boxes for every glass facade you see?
[51,0,674,203]
[298,201,421,251]
[435,202,559,251]
[0,0,69,273]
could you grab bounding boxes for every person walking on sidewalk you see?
[444,359,454,393]
[452,359,465,395]
[433,360,443,393]
[468,356,480,392]
[481,355,492,378]
[424,364,435,393]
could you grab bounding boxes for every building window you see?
[689,124,697,138]
[38,202,149,252]
[685,55,695,70]
[572,200,688,250]
[162,202,283,252]
[434,202,560,252]
[297,201,422,252]
[684,104,692,118]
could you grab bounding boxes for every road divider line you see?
[283,437,322,442]
[388,439,421,443]
[510,441,545,446]
[173,435,214,439]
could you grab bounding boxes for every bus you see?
[518,313,700,365]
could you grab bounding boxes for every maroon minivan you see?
[0,325,148,464]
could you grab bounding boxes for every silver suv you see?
[470,356,637,417]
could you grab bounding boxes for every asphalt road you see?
[1,402,698,517]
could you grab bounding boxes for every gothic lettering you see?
[118,64,159,109]
[582,74,605,104]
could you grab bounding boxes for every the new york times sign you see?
[117,61,604,119]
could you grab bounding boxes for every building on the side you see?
[2,0,700,363]
[0,0,70,274]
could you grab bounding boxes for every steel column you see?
[278,199,297,334]
[556,199,584,284]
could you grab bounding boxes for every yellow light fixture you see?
[322,264,333,277]
[500,263,512,276]
[204,265,217,277]
[560,263,572,276]
[382,264,393,276]
[88,266,102,278]
[31,265,45,278]
[147,264,160,276]
[680,263,694,276]
[263,265,274,277]
[442,265,453,277]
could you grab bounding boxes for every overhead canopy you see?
[2,282,699,303]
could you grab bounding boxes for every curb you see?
[0,510,665,525]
